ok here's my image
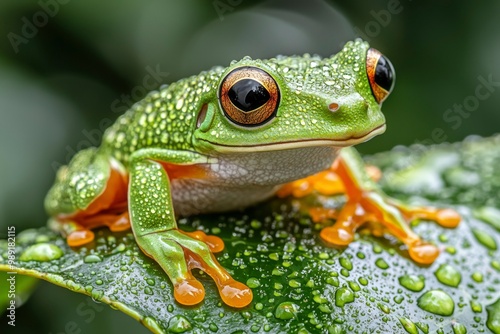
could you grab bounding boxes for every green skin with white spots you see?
[44,39,397,306]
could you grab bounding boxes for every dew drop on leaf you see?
[417,290,454,316]
[19,243,63,262]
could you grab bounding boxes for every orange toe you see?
[108,215,131,232]
[67,230,94,247]
[408,243,439,265]
[182,231,225,253]
[203,235,224,253]
[320,226,354,246]
[218,280,253,308]
[174,279,205,306]
[435,208,461,228]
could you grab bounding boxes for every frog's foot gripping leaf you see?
[52,210,131,247]
[129,159,252,308]
[278,148,461,265]
[137,230,252,307]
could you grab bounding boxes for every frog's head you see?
[193,39,394,153]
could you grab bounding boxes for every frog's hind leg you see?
[279,147,460,265]
[45,148,129,247]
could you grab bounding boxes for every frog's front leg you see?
[128,149,252,307]
[280,147,460,265]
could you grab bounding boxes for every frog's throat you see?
[200,124,386,153]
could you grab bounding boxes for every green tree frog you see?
[45,39,460,309]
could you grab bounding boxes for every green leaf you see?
[2,135,500,333]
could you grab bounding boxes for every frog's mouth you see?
[201,124,386,153]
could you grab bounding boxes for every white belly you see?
[171,146,339,216]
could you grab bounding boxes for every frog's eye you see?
[219,66,280,127]
[366,48,395,104]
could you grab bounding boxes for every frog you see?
[45,39,460,309]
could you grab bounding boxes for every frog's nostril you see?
[328,102,340,112]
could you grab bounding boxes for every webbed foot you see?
[137,229,252,307]
[317,191,459,264]
[279,149,460,265]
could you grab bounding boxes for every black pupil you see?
[375,55,394,91]
[228,79,270,112]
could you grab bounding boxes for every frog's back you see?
[101,67,224,165]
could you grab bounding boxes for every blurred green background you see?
[0,0,499,332]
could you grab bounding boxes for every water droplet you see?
[272,268,284,276]
[313,294,327,304]
[492,260,500,272]
[394,295,404,304]
[471,272,483,283]
[144,287,153,295]
[375,258,389,269]
[19,243,63,262]
[284,241,295,253]
[399,275,425,292]
[250,220,261,229]
[114,243,126,252]
[417,290,454,316]
[269,253,279,261]
[413,322,428,333]
[348,281,360,292]
[378,303,391,314]
[486,297,500,334]
[327,324,345,334]
[434,264,461,287]
[319,304,332,313]
[275,301,299,320]
[246,277,260,288]
[472,228,497,250]
[356,252,365,259]
[452,322,467,334]
[335,287,354,307]
[318,252,329,260]
[84,254,102,263]
[289,280,301,288]
[209,322,218,332]
[91,289,104,301]
[339,257,352,270]
[399,317,418,334]
[65,280,80,291]
[146,278,156,286]
[470,300,482,313]
[358,277,368,286]
[326,276,339,287]
[340,268,349,277]
[167,315,192,333]
[95,279,103,285]
[473,206,500,231]
[17,229,39,244]
[240,311,252,321]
